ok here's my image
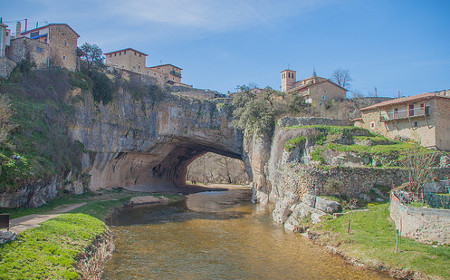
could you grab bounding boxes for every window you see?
[139,54,141,57]
[124,51,126,54]
[30,31,39,38]
[119,52,121,55]
[36,46,43,53]
[115,53,117,56]
[409,104,414,116]
[64,42,67,46]
[420,103,424,108]
[370,122,375,128]
[63,55,66,61]
[413,121,418,127]
[134,51,137,55]
[322,95,326,100]
[138,66,140,69]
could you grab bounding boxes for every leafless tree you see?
[332,69,352,89]
[402,147,437,199]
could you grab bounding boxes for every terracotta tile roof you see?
[21,23,80,38]
[104,48,148,56]
[360,92,449,111]
[288,78,347,93]
[149,64,182,70]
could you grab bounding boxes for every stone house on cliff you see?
[0,21,80,77]
[355,92,450,151]
[281,69,347,105]
[105,47,190,87]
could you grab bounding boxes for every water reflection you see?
[103,189,392,280]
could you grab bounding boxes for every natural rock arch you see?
[69,88,250,190]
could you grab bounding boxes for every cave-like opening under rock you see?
[87,137,251,191]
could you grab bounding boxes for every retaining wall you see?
[389,193,450,244]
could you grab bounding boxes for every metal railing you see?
[382,107,430,121]
[170,70,182,78]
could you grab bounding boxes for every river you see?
[103,188,392,280]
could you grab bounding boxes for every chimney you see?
[15,21,21,38]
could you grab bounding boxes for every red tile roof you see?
[104,48,148,56]
[360,92,449,111]
[288,78,347,93]
[149,64,182,70]
[21,24,80,38]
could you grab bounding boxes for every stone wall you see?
[389,193,450,244]
[277,116,351,128]
[7,37,49,68]
[48,25,78,71]
[0,57,16,78]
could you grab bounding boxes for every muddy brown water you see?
[103,189,392,280]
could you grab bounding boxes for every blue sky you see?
[3,0,450,97]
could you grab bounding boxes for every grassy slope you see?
[311,203,450,279]
[0,190,184,279]
[0,214,105,280]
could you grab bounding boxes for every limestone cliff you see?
[69,86,245,190]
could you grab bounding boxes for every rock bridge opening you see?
[86,136,250,191]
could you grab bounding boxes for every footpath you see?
[8,203,86,234]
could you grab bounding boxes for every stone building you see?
[281,69,347,105]
[18,23,80,70]
[105,47,190,87]
[0,21,80,75]
[355,92,450,151]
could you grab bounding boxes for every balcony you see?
[170,70,182,78]
[381,107,430,121]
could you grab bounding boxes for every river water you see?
[103,189,391,280]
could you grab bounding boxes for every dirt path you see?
[9,203,86,234]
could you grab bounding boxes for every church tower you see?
[281,69,296,92]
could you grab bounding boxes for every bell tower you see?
[281,69,296,92]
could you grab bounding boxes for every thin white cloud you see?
[106,0,334,31]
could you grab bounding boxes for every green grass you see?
[325,141,417,155]
[0,214,105,280]
[311,203,450,279]
[0,189,184,220]
[0,189,185,279]
[284,135,306,151]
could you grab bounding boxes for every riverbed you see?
[103,189,392,279]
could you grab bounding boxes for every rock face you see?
[244,116,450,230]
[69,87,246,190]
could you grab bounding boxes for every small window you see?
[64,42,67,46]
[36,46,43,53]
[6,31,9,36]
[124,51,126,54]
[119,52,121,55]
[134,52,137,55]
[370,122,375,128]
[420,103,424,108]
[63,55,66,61]
[322,95,326,100]
[115,53,117,56]
[138,66,140,69]
[139,54,141,57]
[413,121,418,127]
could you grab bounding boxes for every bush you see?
[88,70,113,104]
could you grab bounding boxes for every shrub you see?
[89,70,113,104]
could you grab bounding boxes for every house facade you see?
[105,47,189,87]
[0,21,80,74]
[356,92,450,151]
[281,69,346,105]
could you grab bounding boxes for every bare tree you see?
[402,147,437,199]
[332,69,352,89]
